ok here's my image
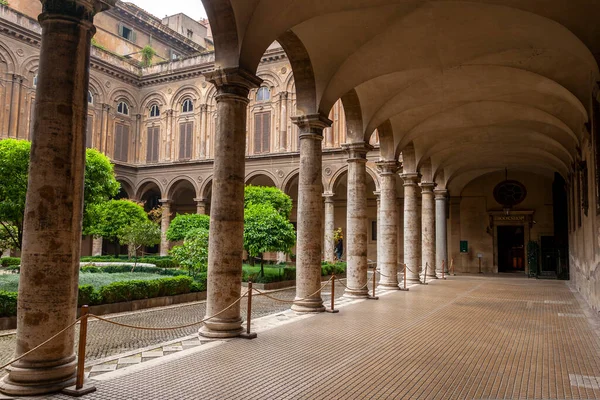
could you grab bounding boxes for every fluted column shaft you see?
[401,173,421,283]
[343,143,372,298]
[377,161,400,289]
[0,0,115,396]
[200,69,262,337]
[159,200,171,256]
[323,193,335,263]
[435,189,448,275]
[421,183,436,278]
[291,114,331,312]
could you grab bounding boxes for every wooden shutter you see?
[121,125,129,162]
[114,123,122,161]
[86,115,93,148]
[114,123,129,162]
[179,122,193,160]
[146,127,159,163]
[254,112,271,154]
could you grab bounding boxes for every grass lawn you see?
[0,272,166,292]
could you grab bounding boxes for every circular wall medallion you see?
[276,169,284,178]
[493,180,527,207]
[16,49,24,57]
[105,81,111,88]
[161,178,168,185]
[281,67,287,75]
[202,82,208,88]
[197,176,203,182]
[324,167,333,177]
[168,88,173,94]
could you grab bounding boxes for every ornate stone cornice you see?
[419,182,436,192]
[376,160,400,175]
[205,68,262,100]
[342,142,373,162]
[400,172,420,185]
[292,113,332,137]
[40,0,115,23]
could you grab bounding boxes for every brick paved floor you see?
[35,275,600,399]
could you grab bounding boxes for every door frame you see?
[489,210,534,274]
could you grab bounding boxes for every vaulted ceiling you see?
[202,0,600,191]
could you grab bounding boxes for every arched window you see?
[33,74,38,88]
[88,91,94,105]
[117,101,130,116]
[149,104,160,118]
[182,99,194,113]
[256,87,270,102]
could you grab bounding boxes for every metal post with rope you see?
[399,263,409,291]
[421,263,429,285]
[325,274,340,313]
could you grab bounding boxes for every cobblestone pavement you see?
[39,275,600,400]
[0,279,348,372]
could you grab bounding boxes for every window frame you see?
[117,101,130,116]
[182,99,194,114]
[256,87,271,102]
[149,104,160,118]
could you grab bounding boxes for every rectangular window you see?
[371,220,377,241]
[113,123,129,162]
[254,111,271,154]
[86,115,93,148]
[146,126,160,163]
[118,23,136,42]
[187,29,193,39]
[179,122,193,160]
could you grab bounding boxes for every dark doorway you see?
[497,225,525,272]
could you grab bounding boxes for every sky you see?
[127,0,207,20]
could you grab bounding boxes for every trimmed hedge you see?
[98,276,192,304]
[80,256,179,269]
[0,291,17,318]
[0,258,20,268]
[80,265,188,276]
[321,262,347,276]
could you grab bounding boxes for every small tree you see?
[140,45,156,67]
[244,185,293,219]
[0,225,17,257]
[244,203,296,277]
[166,213,210,242]
[0,140,120,248]
[118,220,161,269]
[87,200,148,255]
[169,227,209,278]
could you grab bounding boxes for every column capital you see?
[205,67,262,100]
[376,160,400,175]
[40,0,115,23]
[342,142,373,162]
[400,172,420,185]
[292,113,332,138]
[434,189,448,199]
[322,192,335,202]
[373,191,381,198]
[419,182,436,192]
[193,197,206,203]
[159,199,171,205]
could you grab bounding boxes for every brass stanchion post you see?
[62,305,96,397]
[421,263,428,285]
[326,274,339,313]
[451,258,456,276]
[240,281,257,339]
[368,266,379,300]
[400,264,409,291]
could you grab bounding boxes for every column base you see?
[378,281,400,290]
[291,298,325,313]
[427,274,438,279]
[0,357,77,397]
[343,288,369,298]
[199,318,243,338]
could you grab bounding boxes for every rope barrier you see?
[0,317,83,371]
[90,290,249,331]
[253,276,334,304]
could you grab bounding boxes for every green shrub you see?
[0,291,17,317]
[80,265,186,276]
[98,276,193,304]
[1,257,20,268]
[80,255,179,268]
[191,273,207,292]
[321,262,346,276]
[166,214,210,242]
[78,285,101,307]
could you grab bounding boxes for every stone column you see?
[200,68,261,337]
[377,161,400,289]
[194,198,206,215]
[435,189,449,275]
[323,193,335,263]
[92,237,103,256]
[421,182,436,278]
[343,142,373,298]
[401,173,421,283]
[279,92,288,152]
[199,104,207,159]
[0,0,114,396]
[291,114,331,312]
[159,199,171,256]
